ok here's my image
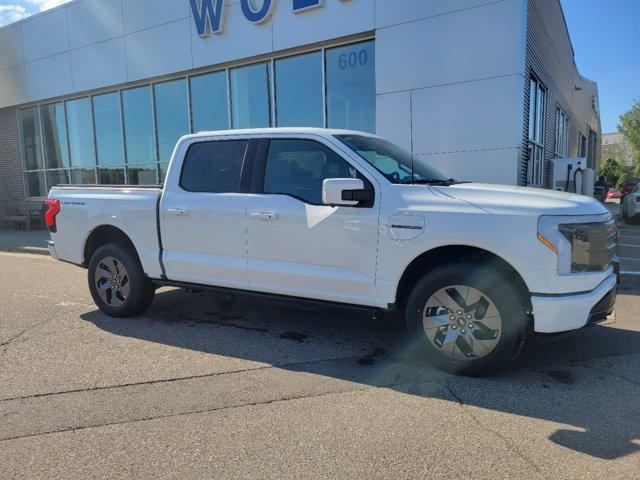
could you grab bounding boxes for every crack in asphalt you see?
[0,353,371,403]
[0,386,372,443]
[444,381,547,478]
[0,327,33,349]
[0,305,88,361]
[0,325,44,355]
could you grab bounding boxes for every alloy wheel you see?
[94,256,130,308]
[422,285,502,361]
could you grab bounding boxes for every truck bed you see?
[48,185,165,278]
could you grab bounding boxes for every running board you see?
[150,279,389,316]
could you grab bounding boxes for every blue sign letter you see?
[292,0,323,12]
[241,0,275,24]
[189,0,227,38]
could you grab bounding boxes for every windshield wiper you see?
[410,178,467,186]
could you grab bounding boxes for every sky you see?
[0,0,637,133]
[0,1,70,25]
[560,0,640,133]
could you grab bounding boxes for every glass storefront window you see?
[326,41,375,133]
[18,108,43,171]
[127,164,158,185]
[41,103,69,169]
[93,92,125,167]
[159,163,169,183]
[26,172,46,197]
[275,52,323,128]
[98,168,125,185]
[230,63,271,129]
[18,40,377,195]
[69,169,97,184]
[66,98,96,168]
[155,79,189,163]
[122,86,156,165]
[190,71,229,132]
[46,170,69,189]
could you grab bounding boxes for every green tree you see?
[618,100,640,176]
[599,158,626,189]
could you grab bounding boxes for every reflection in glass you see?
[155,79,189,163]
[69,169,96,184]
[127,164,158,185]
[41,103,69,169]
[230,63,271,129]
[46,170,69,189]
[275,52,323,127]
[26,172,45,197]
[93,93,125,167]
[98,168,125,185]
[122,86,156,165]
[191,71,229,132]
[159,163,169,183]
[19,108,43,170]
[326,41,375,133]
[66,98,96,168]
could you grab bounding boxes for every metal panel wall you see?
[0,107,24,200]
[375,0,527,186]
[522,0,601,187]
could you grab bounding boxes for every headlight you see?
[537,215,617,275]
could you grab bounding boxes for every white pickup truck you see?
[46,128,618,375]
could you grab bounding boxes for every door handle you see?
[167,208,190,217]
[251,212,279,221]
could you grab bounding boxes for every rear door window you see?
[180,140,248,193]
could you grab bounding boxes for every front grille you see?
[561,218,618,273]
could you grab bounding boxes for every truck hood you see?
[431,183,609,216]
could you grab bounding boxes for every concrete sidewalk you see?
[0,229,50,255]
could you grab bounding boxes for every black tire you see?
[405,262,529,376]
[88,242,155,318]
[141,282,157,312]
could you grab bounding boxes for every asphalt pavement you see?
[1,251,639,479]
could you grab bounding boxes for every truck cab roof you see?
[181,127,377,141]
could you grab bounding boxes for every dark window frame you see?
[178,138,257,194]
[527,74,547,187]
[251,137,374,208]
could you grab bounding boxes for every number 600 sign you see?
[338,49,369,69]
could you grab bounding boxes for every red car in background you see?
[606,189,622,200]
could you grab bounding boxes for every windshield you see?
[336,134,452,185]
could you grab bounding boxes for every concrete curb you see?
[0,246,50,256]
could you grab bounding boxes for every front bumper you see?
[531,273,617,333]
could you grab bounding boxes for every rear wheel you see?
[88,242,155,317]
[405,262,529,376]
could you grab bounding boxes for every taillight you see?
[44,199,61,232]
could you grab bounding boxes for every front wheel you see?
[405,262,529,376]
[88,242,155,318]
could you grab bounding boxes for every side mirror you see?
[322,178,373,207]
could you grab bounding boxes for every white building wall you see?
[375,0,528,185]
[0,0,375,105]
[0,0,529,186]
